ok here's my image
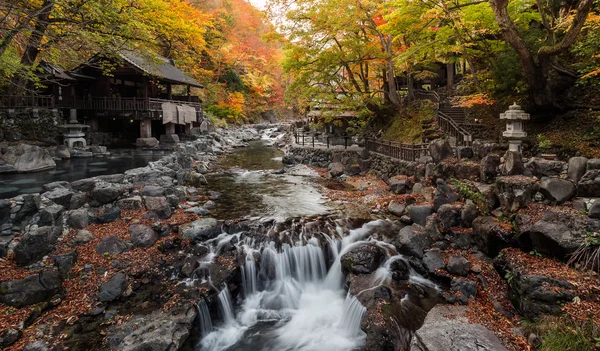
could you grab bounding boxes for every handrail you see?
[436,111,472,146]
[365,138,429,162]
[0,95,55,108]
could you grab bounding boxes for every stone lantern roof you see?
[500,103,530,120]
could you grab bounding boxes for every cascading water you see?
[196,300,213,337]
[195,221,395,351]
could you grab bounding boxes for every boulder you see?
[180,218,220,241]
[447,255,471,276]
[43,187,74,208]
[42,181,71,192]
[388,178,412,194]
[567,157,588,183]
[144,196,172,219]
[0,144,56,172]
[0,199,9,225]
[448,278,478,305]
[437,204,461,229]
[73,229,94,244]
[340,244,386,275]
[22,341,50,351]
[91,186,122,205]
[52,251,78,277]
[461,200,479,228]
[410,305,508,351]
[524,157,566,178]
[55,145,70,159]
[0,271,63,307]
[13,226,59,266]
[522,220,583,259]
[589,199,600,219]
[67,209,88,229]
[480,155,500,183]
[69,192,88,210]
[395,224,431,258]
[428,139,453,163]
[577,169,600,197]
[89,206,121,224]
[388,201,406,217]
[0,329,21,348]
[423,249,445,274]
[185,172,207,187]
[95,236,129,255]
[495,176,539,214]
[135,137,159,148]
[140,185,165,197]
[408,205,433,226]
[433,178,459,211]
[71,177,97,192]
[129,224,158,247]
[501,150,524,175]
[539,177,576,204]
[117,196,144,210]
[328,162,344,178]
[106,304,196,351]
[98,273,127,302]
[472,216,513,257]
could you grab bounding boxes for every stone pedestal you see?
[140,119,152,139]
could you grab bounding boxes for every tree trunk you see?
[446,63,454,96]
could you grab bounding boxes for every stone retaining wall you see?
[0,108,63,142]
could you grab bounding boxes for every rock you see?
[461,200,479,228]
[129,224,158,247]
[472,216,513,257]
[22,341,50,351]
[42,181,71,192]
[447,255,471,276]
[180,218,219,241]
[69,191,88,210]
[589,199,600,219]
[340,244,386,275]
[433,178,458,211]
[67,208,88,229]
[13,226,59,266]
[495,176,539,214]
[0,271,62,307]
[577,169,600,197]
[52,251,78,277]
[458,146,474,160]
[389,178,411,194]
[106,304,196,351]
[501,150,524,175]
[203,200,216,210]
[449,278,478,305]
[98,273,127,302]
[539,177,576,204]
[588,158,600,170]
[328,162,344,178]
[437,204,461,229]
[55,145,71,159]
[91,186,122,205]
[408,205,433,226]
[73,229,93,244]
[135,137,159,148]
[0,329,21,348]
[396,224,431,258]
[185,207,211,216]
[410,305,508,351]
[0,199,9,225]
[524,157,566,178]
[181,256,200,277]
[0,144,56,172]
[388,201,406,217]
[43,187,74,207]
[423,249,445,274]
[117,196,144,210]
[567,157,588,182]
[522,220,583,259]
[96,236,129,255]
[428,138,453,163]
[480,155,501,183]
[71,177,97,192]
[144,196,172,219]
[89,206,121,224]
[140,185,165,197]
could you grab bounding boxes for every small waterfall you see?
[196,300,213,336]
[217,287,235,325]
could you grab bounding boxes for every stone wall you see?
[0,108,63,142]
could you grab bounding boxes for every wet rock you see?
[13,226,59,266]
[461,200,479,228]
[428,138,453,163]
[99,273,127,302]
[91,186,122,205]
[495,176,539,214]
[387,201,406,217]
[423,249,445,274]
[0,144,56,172]
[0,271,63,307]
[180,218,219,241]
[447,255,471,276]
[73,229,94,244]
[472,216,513,257]
[539,177,576,204]
[96,236,129,255]
[577,169,600,197]
[390,259,410,281]
[410,305,507,351]
[181,256,200,277]
[589,199,600,219]
[106,303,196,351]
[185,172,207,187]
[567,157,588,183]
[340,244,386,275]
[117,196,144,210]
[89,206,121,224]
[42,180,71,192]
[71,177,97,192]
[135,137,159,148]
[396,224,431,258]
[408,205,433,226]
[22,341,50,351]
[437,204,461,229]
[52,251,78,277]
[328,162,344,178]
[129,224,158,247]
[480,155,501,183]
[67,208,88,229]
[144,196,172,219]
[524,157,566,178]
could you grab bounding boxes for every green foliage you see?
[530,250,543,257]
[567,232,600,274]
[504,271,515,285]
[523,315,599,351]
[537,134,553,149]
[450,178,487,213]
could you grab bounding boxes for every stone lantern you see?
[500,103,529,153]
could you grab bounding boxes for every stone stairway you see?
[439,104,466,125]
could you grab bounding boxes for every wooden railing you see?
[0,95,55,108]
[365,138,430,162]
[68,97,201,111]
[435,111,472,146]
[414,89,440,110]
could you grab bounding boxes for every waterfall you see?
[196,300,213,336]
[217,287,235,325]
